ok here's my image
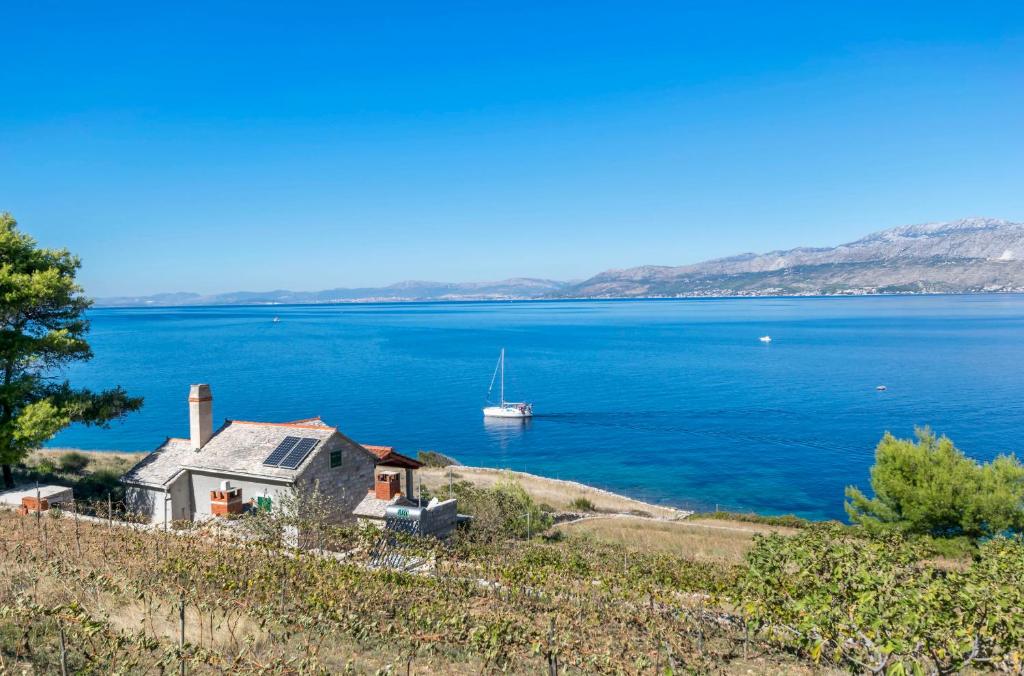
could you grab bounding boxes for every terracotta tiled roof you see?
[361,444,395,460]
[360,444,423,469]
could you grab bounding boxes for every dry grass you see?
[557,515,799,566]
[34,448,146,471]
[419,466,688,519]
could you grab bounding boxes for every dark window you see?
[330,449,342,468]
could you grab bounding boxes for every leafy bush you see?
[846,428,1024,540]
[58,451,90,474]
[740,524,1024,672]
[445,476,553,542]
[73,467,125,502]
[693,510,813,528]
[568,497,596,512]
[416,450,459,467]
[912,533,976,560]
[33,458,58,475]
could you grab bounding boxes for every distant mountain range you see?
[95,278,571,307]
[560,217,1024,298]
[95,217,1024,307]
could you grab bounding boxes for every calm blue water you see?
[50,296,1024,521]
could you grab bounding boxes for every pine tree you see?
[0,213,142,487]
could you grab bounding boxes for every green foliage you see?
[71,467,126,502]
[33,458,57,476]
[912,533,976,559]
[694,510,813,528]
[416,449,458,467]
[568,496,596,511]
[845,428,1024,540]
[235,483,341,549]
[57,450,90,473]
[740,525,1024,672]
[0,213,143,487]
[443,476,553,542]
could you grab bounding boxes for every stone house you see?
[121,384,422,527]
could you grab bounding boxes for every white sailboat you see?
[483,349,533,418]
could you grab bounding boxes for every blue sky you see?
[2,2,1023,296]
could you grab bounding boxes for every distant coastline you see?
[92,289,1024,310]
[94,217,1024,307]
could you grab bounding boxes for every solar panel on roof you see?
[263,436,301,466]
[279,437,319,469]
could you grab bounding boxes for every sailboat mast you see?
[500,348,505,405]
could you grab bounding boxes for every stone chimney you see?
[375,470,401,500]
[189,384,213,450]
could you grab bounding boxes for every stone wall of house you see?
[296,432,376,523]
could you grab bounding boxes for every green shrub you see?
[447,476,553,542]
[568,497,596,512]
[693,510,813,528]
[58,451,91,474]
[34,458,57,475]
[416,450,459,467]
[74,467,125,502]
[913,533,976,559]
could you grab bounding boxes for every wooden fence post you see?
[179,593,186,676]
[547,617,558,676]
[58,620,68,676]
[73,501,82,557]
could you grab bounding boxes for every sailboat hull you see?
[483,405,533,419]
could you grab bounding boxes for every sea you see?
[49,295,1024,521]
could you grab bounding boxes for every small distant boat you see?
[483,349,533,419]
[272,316,281,323]
[759,335,772,343]
[876,385,887,391]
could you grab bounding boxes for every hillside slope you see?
[562,217,1024,297]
